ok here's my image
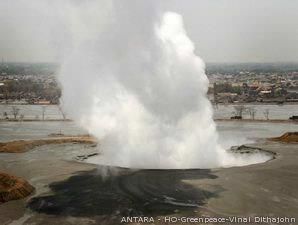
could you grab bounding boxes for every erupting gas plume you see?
[58,1,270,169]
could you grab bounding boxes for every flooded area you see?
[213,104,297,120]
[0,103,297,121]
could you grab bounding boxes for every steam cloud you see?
[58,1,270,169]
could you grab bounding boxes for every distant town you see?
[207,63,298,104]
[0,63,60,104]
[0,62,298,105]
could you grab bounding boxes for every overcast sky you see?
[0,0,297,63]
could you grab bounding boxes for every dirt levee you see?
[0,135,97,153]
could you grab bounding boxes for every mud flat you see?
[0,141,297,224]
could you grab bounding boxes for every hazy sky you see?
[0,0,297,63]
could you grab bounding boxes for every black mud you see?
[28,167,220,217]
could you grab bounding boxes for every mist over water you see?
[58,1,270,169]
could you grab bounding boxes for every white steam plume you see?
[58,1,270,169]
